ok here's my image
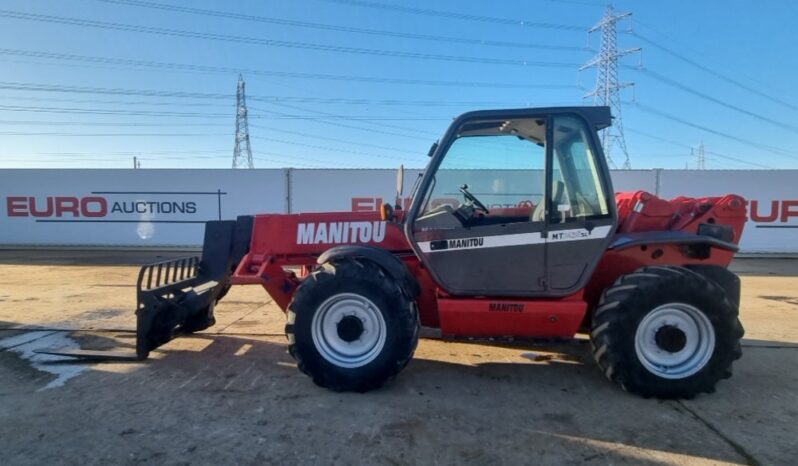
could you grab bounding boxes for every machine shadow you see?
[0,249,194,266]
[134,333,748,464]
[0,320,759,464]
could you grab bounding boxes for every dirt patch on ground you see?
[0,254,797,465]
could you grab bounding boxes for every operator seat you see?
[532,180,564,222]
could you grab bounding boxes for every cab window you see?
[549,116,610,223]
[415,117,547,230]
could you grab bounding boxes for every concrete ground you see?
[0,252,796,466]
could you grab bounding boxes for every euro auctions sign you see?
[747,200,798,224]
[3,190,223,245]
[5,195,202,218]
[0,169,286,247]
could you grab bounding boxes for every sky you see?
[0,0,797,170]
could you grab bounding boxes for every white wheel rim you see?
[311,293,386,368]
[634,303,715,379]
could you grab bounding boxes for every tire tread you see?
[590,265,744,398]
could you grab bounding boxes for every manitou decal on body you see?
[297,221,387,245]
[489,303,524,312]
[418,225,613,253]
[449,237,484,249]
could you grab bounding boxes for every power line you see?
[628,102,798,161]
[251,135,416,163]
[261,101,442,136]
[249,96,528,107]
[314,0,586,31]
[254,151,360,169]
[0,104,231,118]
[632,32,798,112]
[254,107,431,142]
[95,0,589,52]
[0,149,349,168]
[0,103,452,120]
[248,102,442,152]
[635,68,798,134]
[249,123,421,156]
[0,10,580,67]
[0,131,228,137]
[23,149,229,157]
[254,99,531,166]
[251,99,530,163]
[1,154,227,164]
[0,119,228,127]
[634,19,798,108]
[0,80,547,107]
[0,149,230,162]
[1,157,136,163]
[545,0,606,6]
[626,127,772,169]
[0,48,568,89]
[248,108,448,120]
[0,113,430,164]
[0,80,567,107]
[0,94,229,108]
[0,80,230,99]
[252,155,324,169]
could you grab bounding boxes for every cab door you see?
[406,108,616,297]
[407,112,550,296]
[545,115,616,293]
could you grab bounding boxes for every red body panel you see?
[231,192,746,339]
[437,294,586,338]
[616,190,746,240]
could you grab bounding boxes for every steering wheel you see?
[459,184,490,214]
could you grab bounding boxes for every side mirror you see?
[380,202,394,221]
[427,141,438,158]
[396,164,405,198]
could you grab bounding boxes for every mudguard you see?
[317,245,420,298]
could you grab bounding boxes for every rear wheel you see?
[591,266,744,398]
[286,259,419,392]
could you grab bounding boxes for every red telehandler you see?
[45,107,747,398]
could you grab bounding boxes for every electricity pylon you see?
[580,5,640,169]
[232,74,254,169]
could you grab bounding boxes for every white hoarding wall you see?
[0,169,285,247]
[290,169,658,213]
[290,169,422,214]
[658,170,797,253]
[0,169,795,252]
[610,170,659,193]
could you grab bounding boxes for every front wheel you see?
[286,259,419,392]
[591,266,744,398]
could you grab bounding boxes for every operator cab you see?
[407,107,617,297]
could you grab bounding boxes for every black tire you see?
[591,265,744,399]
[286,258,419,392]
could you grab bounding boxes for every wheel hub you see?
[655,325,688,353]
[634,303,716,379]
[310,293,387,369]
[337,315,364,342]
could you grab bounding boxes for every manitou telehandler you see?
[46,107,746,398]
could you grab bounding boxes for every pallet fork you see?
[36,217,253,362]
